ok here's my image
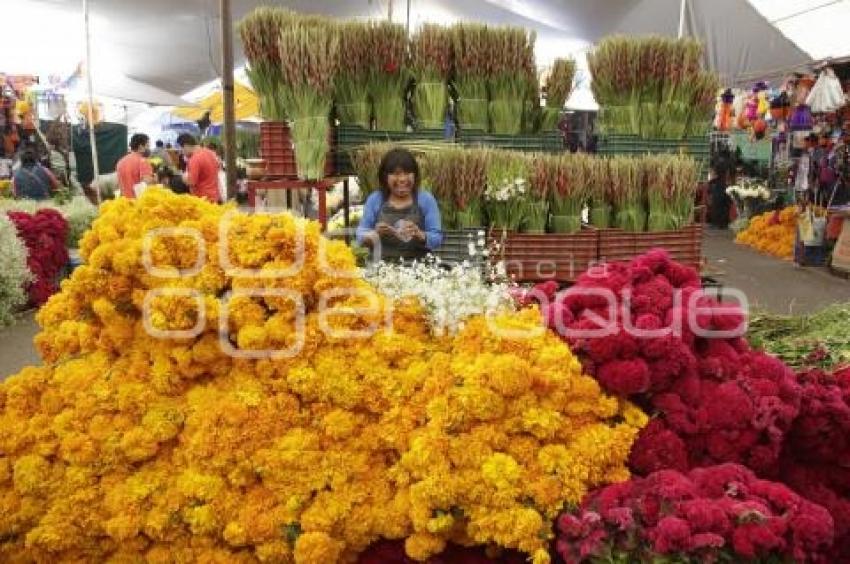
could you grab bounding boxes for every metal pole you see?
[221,0,237,201]
[83,0,101,204]
[388,0,393,22]
[406,0,411,36]
[678,0,687,38]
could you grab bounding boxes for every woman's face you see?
[388,167,414,198]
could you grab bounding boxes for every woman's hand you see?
[376,222,394,237]
[401,223,425,242]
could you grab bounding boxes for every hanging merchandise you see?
[807,68,848,114]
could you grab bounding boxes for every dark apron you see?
[376,199,428,262]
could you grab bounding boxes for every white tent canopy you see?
[7,0,847,104]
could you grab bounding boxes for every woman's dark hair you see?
[377,148,420,198]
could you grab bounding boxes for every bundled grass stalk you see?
[451,23,491,132]
[589,35,718,139]
[426,147,488,229]
[279,19,339,180]
[609,156,646,231]
[485,151,530,231]
[647,155,698,231]
[488,26,536,134]
[541,58,576,130]
[587,157,612,228]
[536,154,588,233]
[334,21,372,128]
[686,72,721,137]
[410,24,452,130]
[367,21,409,131]
[239,7,291,120]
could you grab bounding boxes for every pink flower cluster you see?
[528,250,802,476]
[555,464,834,564]
[7,209,69,306]
[779,366,850,559]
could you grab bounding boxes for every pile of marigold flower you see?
[735,205,797,259]
[0,188,646,563]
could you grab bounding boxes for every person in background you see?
[177,133,221,203]
[151,139,175,169]
[12,147,59,200]
[708,151,733,229]
[356,148,442,262]
[116,133,154,199]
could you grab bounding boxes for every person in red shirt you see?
[177,133,221,203]
[116,133,154,198]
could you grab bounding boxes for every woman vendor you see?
[356,148,442,262]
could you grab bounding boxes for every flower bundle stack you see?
[334,21,373,128]
[367,21,409,131]
[0,188,646,563]
[487,26,536,134]
[533,153,589,234]
[451,23,491,132]
[726,180,771,230]
[410,24,452,129]
[646,154,698,231]
[589,35,718,138]
[238,6,290,120]
[426,146,489,228]
[555,464,834,563]
[0,212,31,325]
[278,16,340,179]
[735,205,797,259]
[609,156,645,231]
[587,157,612,228]
[0,194,98,248]
[485,151,530,231]
[541,58,576,130]
[7,208,69,305]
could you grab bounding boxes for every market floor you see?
[702,228,850,315]
[0,311,39,381]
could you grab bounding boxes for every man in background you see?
[177,133,220,203]
[115,133,154,199]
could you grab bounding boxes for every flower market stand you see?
[488,228,599,282]
[246,178,342,231]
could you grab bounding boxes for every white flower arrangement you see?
[484,177,527,202]
[365,257,515,335]
[726,181,770,201]
[0,213,33,326]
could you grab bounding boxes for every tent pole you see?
[83,0,101,205]
[220,0,237,201]
[678,0,687,38]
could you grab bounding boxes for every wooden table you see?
[246,177,342,232]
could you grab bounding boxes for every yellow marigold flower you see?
[405,532,446,561]
[293,531,343,564]
[481,453,521,490]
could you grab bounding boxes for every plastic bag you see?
[807,68,847,114]
[133,181,148,198]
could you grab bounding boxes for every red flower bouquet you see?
[556,464,834,564]
[7,209,69,306]
[527,250,802,476]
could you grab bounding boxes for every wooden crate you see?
[598,224,703,269]
[488,229,599,282]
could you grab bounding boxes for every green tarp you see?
[72,122,128,186]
